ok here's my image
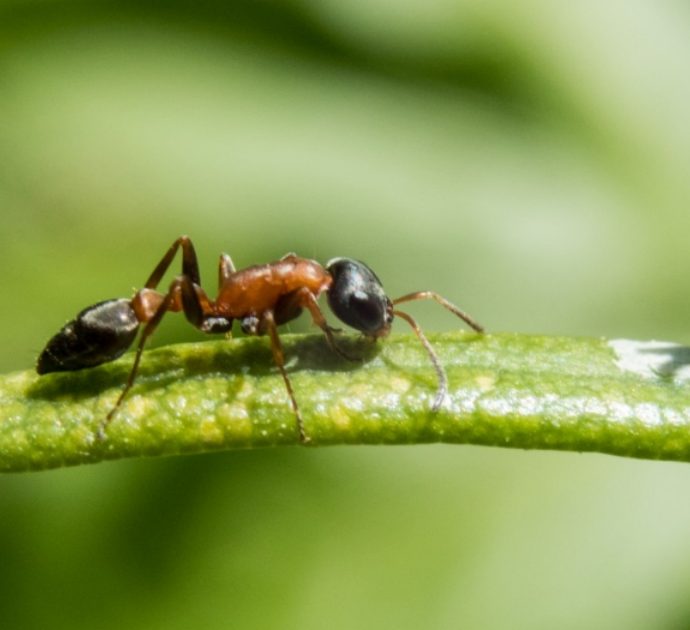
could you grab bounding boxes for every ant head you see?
[37,299,140,374]
[326,258,393,338]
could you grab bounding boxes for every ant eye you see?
[326,258,392,336]
[37,299,140,373]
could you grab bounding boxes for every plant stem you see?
[2,332,690,472]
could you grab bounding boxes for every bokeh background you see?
[2,1,690,628]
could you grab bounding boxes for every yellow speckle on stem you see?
[126,396,158,419]
[329,404,352,429]
[235,381,254,400]
[216,402,252,437]
[199,418,224,444]
[389,377,411,394]
[475,375,496,390]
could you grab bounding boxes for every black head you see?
[37,299,140,374]
[326,258,393,337]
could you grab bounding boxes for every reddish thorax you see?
[216,256,331,316]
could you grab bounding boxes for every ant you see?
[37,236,484,443]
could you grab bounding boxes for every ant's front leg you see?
[274,288,359,362]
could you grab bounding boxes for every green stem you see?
[2,332,690,472]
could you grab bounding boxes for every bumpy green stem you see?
[2,332,690,472]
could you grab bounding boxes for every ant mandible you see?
[37,236,484,443]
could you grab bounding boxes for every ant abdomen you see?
[37,299,140,374]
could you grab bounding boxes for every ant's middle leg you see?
[260,310,309,444]
[180,275,232,334]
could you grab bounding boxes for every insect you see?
[37,236,484,443]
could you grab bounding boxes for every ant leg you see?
[179,274,212,327]
[98,279,183,438]
[262,310,309,444]
[393,309,448,411]
[180,275,232,334]
[303,292,358,361]
[144,235,201,289]
[133,236,202,320]
[392,291,484,333]
[276,288,358,361]
[218,253,236,289]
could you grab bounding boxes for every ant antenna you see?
[392,309,449,410]
[391,291,484,410]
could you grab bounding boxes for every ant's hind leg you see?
[144,235,202,289]
[99,279,183,438]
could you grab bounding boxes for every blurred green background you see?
[2,1,690,628]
